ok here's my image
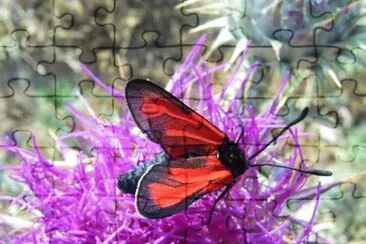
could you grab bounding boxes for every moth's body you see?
[118,153,169,194]
[118,139,248,195]
[217,139,248,177]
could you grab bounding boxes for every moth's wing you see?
[125,79,226,159]
[135,156,233,219]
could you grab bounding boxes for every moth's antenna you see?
[249,163,332,176]
[248,107,309,161]
[247,107,333,177]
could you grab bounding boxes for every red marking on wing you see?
[141,94,225,145]
[136,156,233,217]
[126,80,226,159]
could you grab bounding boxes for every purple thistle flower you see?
[1,34,334,243]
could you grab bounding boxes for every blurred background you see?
[0,0,365,242]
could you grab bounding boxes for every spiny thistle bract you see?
[0,35,334,243]
[178,0,366,88]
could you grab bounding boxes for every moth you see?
[118,79,332,219]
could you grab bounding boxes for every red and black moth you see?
[118,79,332,219]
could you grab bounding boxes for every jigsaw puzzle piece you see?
[287,178,366,242]
[0,30,56,97]
[0,77,73,151]
[115,31,197,82]
[312,79,366,164]
[78,79,114,113]
[109,1,199,80]
[0,1,66,47]
[52,0,116,64]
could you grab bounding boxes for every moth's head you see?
[218,141,248,177]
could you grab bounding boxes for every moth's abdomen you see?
[118,153,169,194]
